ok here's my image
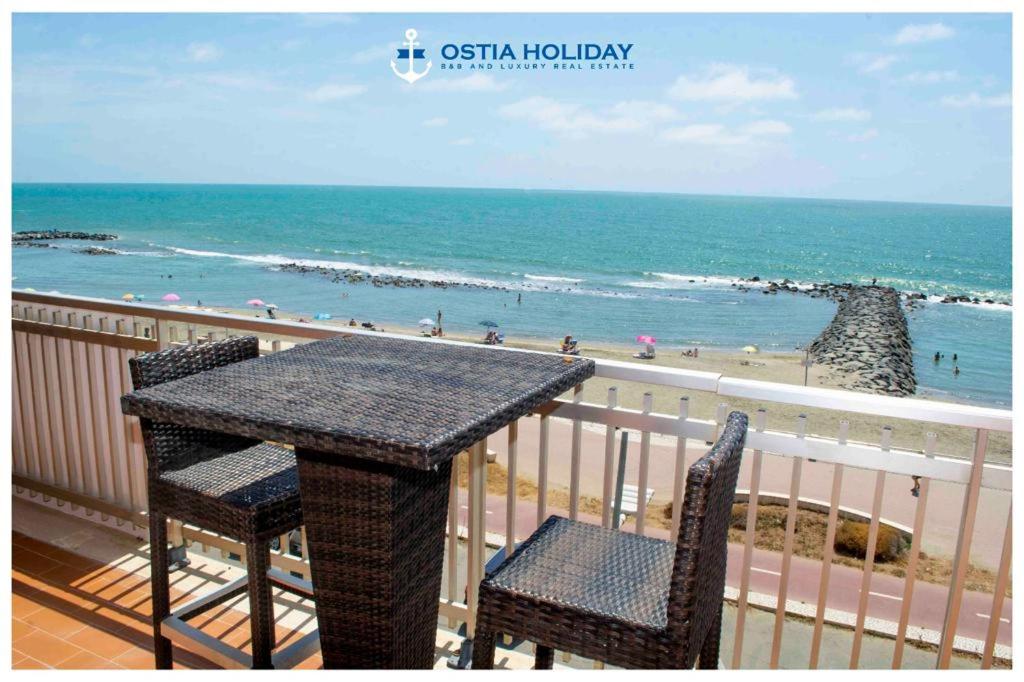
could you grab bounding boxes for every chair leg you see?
[471,628,497,670]
[148,511,173,669]
[697,604,723,669]
[535,645,555,669]
[245,542,274,669]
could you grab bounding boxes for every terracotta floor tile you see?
[67,625,137,660]
[13,653,51,669]
[12,591,44,618]
[21,605,89,639]
[13,629,85,666]
[55,650,117,670]
[111,645,156,670]
[12,545,62,575]
[293,652,324,670]
[12,617,38,642]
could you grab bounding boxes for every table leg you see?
[295,448,453,669]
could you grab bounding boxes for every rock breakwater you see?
[14,230,118,242]
[275,263,511,291]
[808,286,916,396]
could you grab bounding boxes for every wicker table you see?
[121,334,594,668]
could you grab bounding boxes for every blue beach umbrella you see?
[479,320,499,328]
[313,312,332,321]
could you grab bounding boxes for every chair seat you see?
[152,442,302,541]
[483,516,675,630]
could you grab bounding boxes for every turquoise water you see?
[11,183,1012,407]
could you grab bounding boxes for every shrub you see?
[834,520,905,562]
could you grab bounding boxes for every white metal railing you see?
[9,290,1013,669]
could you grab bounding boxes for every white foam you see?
[163,246,504,288]
[524,274,584,284]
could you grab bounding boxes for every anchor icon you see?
[391,28,432,85]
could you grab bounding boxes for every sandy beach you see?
[185,303,1009,465]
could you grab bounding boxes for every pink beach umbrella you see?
[247,298,265,307]
[161,293,181,302]
[636,335,656,345]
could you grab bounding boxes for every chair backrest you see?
[664,411,748,666]
[129,336,260,476]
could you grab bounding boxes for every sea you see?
[11,183,1012,408]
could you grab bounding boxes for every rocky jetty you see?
[276,263,510,291]
[14,230,118,242]
[808,286,916,396]
[76,246,119,255]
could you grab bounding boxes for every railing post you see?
[732,407,766,669]
[568,384,583,520]
[810,419,848,668]
[635,392,653,534]
[670,396,689,542]
[601,387,618,528]
[936,428,989,668]
[770,413,806,669]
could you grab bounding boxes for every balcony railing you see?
[10,289,1013,669]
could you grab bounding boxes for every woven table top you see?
[121,334,595,470]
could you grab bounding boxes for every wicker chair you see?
[472,411,748,670]
[131,336,316,669]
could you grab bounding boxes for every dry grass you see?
[456,454,1008,597]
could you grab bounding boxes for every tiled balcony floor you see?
[10,499,533,670]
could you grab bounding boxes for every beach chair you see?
[610,484,656,527]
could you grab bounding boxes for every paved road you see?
[453,490,1011,647]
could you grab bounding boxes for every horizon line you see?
[11,180,1011,210]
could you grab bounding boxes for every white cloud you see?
[893,23,955,45]
[422,117,448,127]
[451,137,474,146]
[901,70,959,84]
[197,72,281,92]
[860,55,898,74]
[741,119,792,135]
[662,119,792,146]
[847,129,879,142]
[351,43,399,64]
[812,108,872,122]
[668,63,797,102]
[940,92,1011,108]
[662,124,748,146]
[498,97,679,138]
[307,83,367,102]
[298,14,357,28]
[186,42,222,63]
[419,74,507,93]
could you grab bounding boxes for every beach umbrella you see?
[161,293,180,302]
[121,293,135,301]
[743,345,759,354]
[313,312,332,321]
[636,335,657,344]
[479,320,499,328]
[246,298,265,307]
[135,294,146,301]
[266,303,279,309]
[23,287,36,292]
[418,318,434,327]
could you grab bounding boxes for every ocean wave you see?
[163,246,505,288]
[524,274,584,284]
[923,294,1012,312]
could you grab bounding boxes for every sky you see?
[11,12,1013,206]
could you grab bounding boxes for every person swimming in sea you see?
[954,365,961,377]
[934,351,940,363]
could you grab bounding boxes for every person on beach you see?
[349,318,357,327]
[266,307,276,319]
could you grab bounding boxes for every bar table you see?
[122,333,594,668]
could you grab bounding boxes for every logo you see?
[391,29,432,84]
